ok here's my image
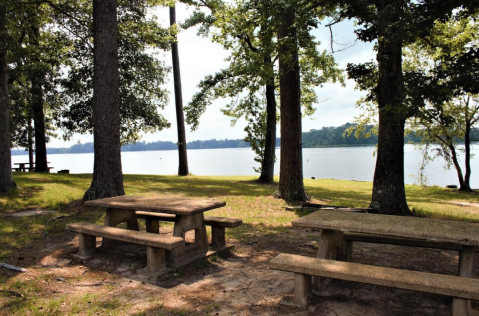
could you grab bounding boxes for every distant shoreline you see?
[11,143,383,155]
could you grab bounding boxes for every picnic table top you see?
[292,210,479,247]
[84,195,226,215]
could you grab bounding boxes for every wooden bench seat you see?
[270,253,479,314]
[135,211,242,248]
[66,222,184,272]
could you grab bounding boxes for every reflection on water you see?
[10,145,478,188]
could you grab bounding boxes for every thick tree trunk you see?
[84,0,124,201]
[28,24,48,172]
[370,1,410,215]
[257,57,276,184]
[170,5,189,176]
[274,9,308,202]
[0,0,16,193]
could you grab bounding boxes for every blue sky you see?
[48,4,375,148]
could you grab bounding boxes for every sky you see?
[48,4,376,148]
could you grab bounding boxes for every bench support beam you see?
[294,273,312,307]
[313,229,344,292]
[453,246,478,316]
[146,247,167,272]
[211,226,226,248]
[103,208,139,248]
[78,233,96,259]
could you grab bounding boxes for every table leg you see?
[452,246,477,316]
[167,213,208,267]
[103,208,139,248]
[313,229,345,292]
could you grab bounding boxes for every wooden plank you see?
[66,222,184,250]
[270,253,479,301]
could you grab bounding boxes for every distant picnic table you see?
[12,162,53,172]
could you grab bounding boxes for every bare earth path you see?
[1,213,479,315]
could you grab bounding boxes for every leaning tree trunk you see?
[84,0,124,201]
[257,57,276,184]
[0,0,17,193]
[170,5,189,176]
[274,9,308,202]
[448,142,466,190]
[370,1,410,215]
[30,24,48,172]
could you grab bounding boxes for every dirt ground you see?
[1,211,479,316]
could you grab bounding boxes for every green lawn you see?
[0,172,478,261]
[0,173,478,315]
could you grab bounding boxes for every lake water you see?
[10,144,479,188]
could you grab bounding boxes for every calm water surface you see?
[11,145,478,188]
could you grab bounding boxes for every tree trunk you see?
[28,118,34,168]
[370,1,410,215]
[274,9,308,202]
[30,25,48,172]
[84,0,124,201]
[448,142,466,190]
[0,0,16,193]
[170,5,189,176]
[461,107,472,191]
[257,57,276,184]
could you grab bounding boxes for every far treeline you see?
[11,123,477,155]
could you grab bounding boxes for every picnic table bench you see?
[270,210,479,315]
[66,222,184,272]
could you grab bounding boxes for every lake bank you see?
[10,145,479,188]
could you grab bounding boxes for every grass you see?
[0,173,478,315]
[0,172,477,260]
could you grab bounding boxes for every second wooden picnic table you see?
[291,210,479,315]
[84,195,226,267]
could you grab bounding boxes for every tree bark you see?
[170,5,189,176]
[84,0,124,201]
[30,24,48,173]
[0,0,16,193]
[370,1,410,215]
[461,104,472,191]
[274,9,308,202]
[257,57,276,184]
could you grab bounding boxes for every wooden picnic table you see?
[292,210,479,315]
[84,195,226,267]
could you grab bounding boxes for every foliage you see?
[46,0,174,144]
[403,12,479,191]
[6,2,68,149]
[183,0,344,173]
